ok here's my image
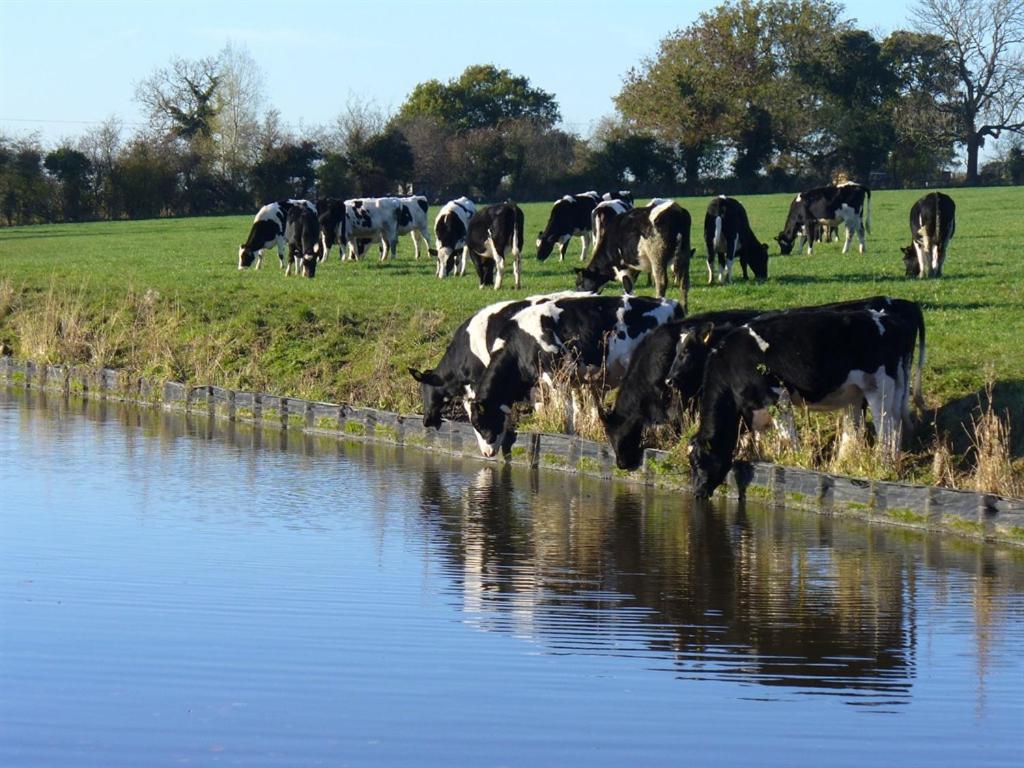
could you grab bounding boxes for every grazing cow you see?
[776,182,872,255]
[434,196,476,278]
[318,197,401,262]
[600,309,762,471]
[238,199,317,270]
[383,195,433,260]
[536,191,601,262]
[591,197,633,246]
[704,195,769,283]
[901,192,956,278]
[603,190,634,205]
[575,200,695,313]
[470,294,682,456]
[687,307,924,498]
[408,291,583,429]
[461,202,525,290]
[284,204,323,278]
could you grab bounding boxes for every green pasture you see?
[1,187,1021,438]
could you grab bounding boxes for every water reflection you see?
[7,385,1024,712]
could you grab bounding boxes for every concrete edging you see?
[3,356,1023,547]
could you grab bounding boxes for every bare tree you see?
[134,56,221,142]
[913,0,1024,182]
[212,43,264,179]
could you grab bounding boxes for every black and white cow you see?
[776,182,872,255]
[603,190,634,205]
[704,195,769,283]
[460,202,525,290]
[687,307,923,498]
[600,309,762,471]
[238,199,317,270]
[408,291,582,429]
[385,195,433,260]
[901,192,955,278]
[575,200,695,313]
[469,293,682,456]
[591,197,633,246]
[284,203,323,278]
[318,197,401,262]
[434,196,476,278]
[536,191,601,262]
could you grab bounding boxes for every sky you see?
[2,0,920,148]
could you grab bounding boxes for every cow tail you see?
[864,189,872,234]
[713,215,724,252]
[513,206,523,258]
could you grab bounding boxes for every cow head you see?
[470,399,509,458]
[574,267,610,293]
[901,245,921,277]
[536,232,557,262]
[666,325,714,405]
[409,367,447,429]
[775,232,796,255]
[238,245,257,269]
[746,242,770,280]
[688,436,730,499]
[300,255,318,278]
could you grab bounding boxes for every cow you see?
[591,197,633,246]
[469,294,682,457]
[434,196,476,278]
[575,200,695,313]
[460,202,525,290]
[603,190,634,205]
[687,307,924,498]
[536,191,601,262]
[238,199,317,270]
[600,309,762,471]
[703,195,769,283]
[901,192,955,278]
[318,197,400,262]
[284,204,323,278]
[776,182,872,256]
[408,291,583,429]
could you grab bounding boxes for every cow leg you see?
[856,217,866,254]
[706,251,715,285]
[915,242,928,280]
[459,246,469,277]
[512,248,521,290]
[864,372,901,462]
[410,230,422,260]
[557,239,568,262]
[581,231,592,261]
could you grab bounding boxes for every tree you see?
[397,64,560,131]
[44,146,93,221]
[135,56,221,142]
[913,0,1024,183]
[210,43,264,183]
[77,117,122,219]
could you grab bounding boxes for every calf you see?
[284,204,323,277]
[591,197,632,246]
[469,294,681,456]
[688,308,922,498]
[575,200,695,313]
[776,182,871,255]
[704,195,769,283]
[901,192,955,278]
[434,196,476,278]
[408,291,581,428]
[536,191,601,262]
[461,202,525,290]
[238,199,316,270]
[318,197,401,262]
[600,309,761,471]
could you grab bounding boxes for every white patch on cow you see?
[649,200,674,224]
[474,427,501,458]
[795,193,802,202]
[490,337,505,353]
[870,309,886,335]
[512,302,564,354]
[605,298,679,384]
[747,327,770,352]
[466,300,516,366]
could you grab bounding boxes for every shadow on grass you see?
[929,379,1024,460]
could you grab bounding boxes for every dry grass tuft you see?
[968,384,1022,497]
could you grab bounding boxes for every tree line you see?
[2,0,1022,226]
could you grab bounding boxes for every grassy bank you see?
[1,187,1022,491]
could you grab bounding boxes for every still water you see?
[1,387,1022,767]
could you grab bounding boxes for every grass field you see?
[1,186,1022,487]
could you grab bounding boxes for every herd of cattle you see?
[236,183,958,293]
[234,183,956,496]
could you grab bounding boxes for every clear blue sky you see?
[2,0,916,147]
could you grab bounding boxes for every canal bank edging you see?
[3,357,1023,547]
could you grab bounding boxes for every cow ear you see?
[697,322,715,345]
[408,367,441,386]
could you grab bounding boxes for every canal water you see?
[2,387,1022,767]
